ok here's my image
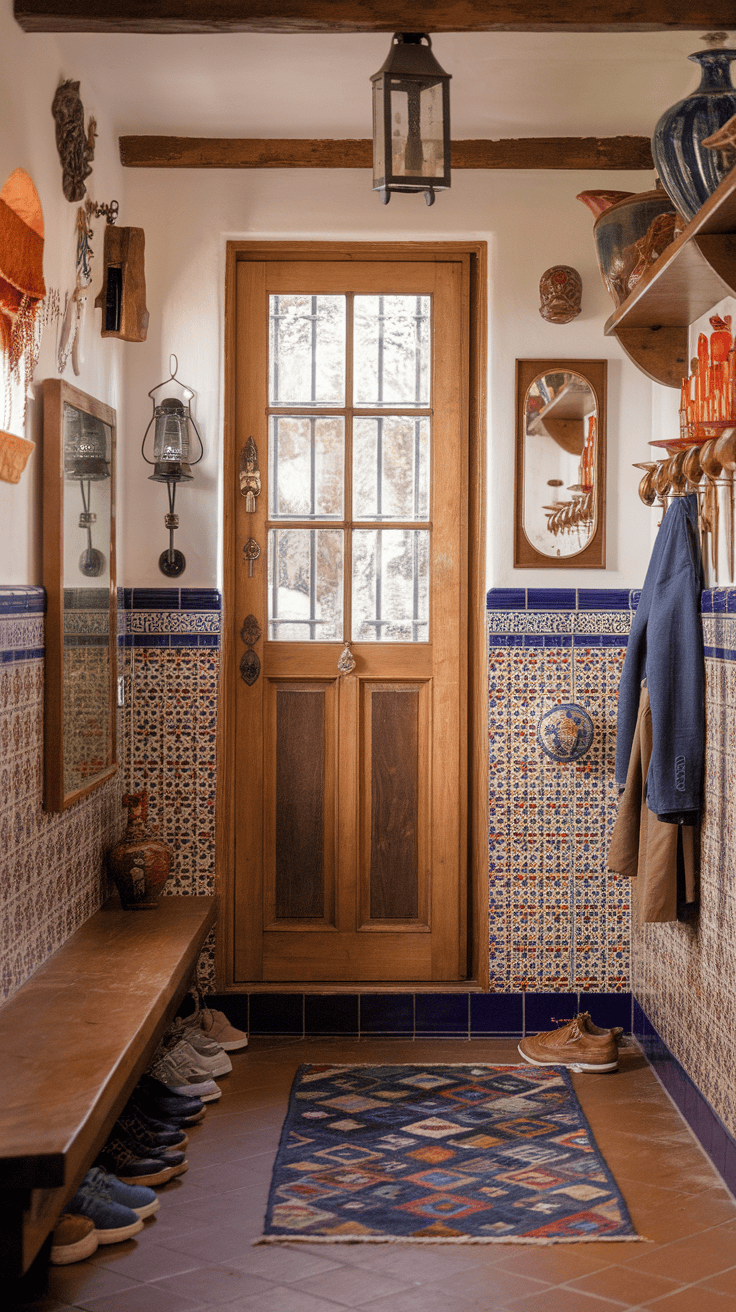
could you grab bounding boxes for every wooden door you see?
[232,254,469,983]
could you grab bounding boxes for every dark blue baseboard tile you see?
[634,999,736,1196]
[206,990,632,1040]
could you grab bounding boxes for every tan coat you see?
[607,685,696,923]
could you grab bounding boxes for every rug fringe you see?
[255,1233,648,1246]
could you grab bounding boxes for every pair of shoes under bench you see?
[56,1166,161,1258]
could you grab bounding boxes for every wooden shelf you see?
[604,164,736,388]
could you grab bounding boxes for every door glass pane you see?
[353,295,431,408]
[269,295,346,406]
[352,529,429,642]
[268,528,343,641]
[353,416,430,521]
[269,416,344,519]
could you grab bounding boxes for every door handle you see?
[243,538,261,576]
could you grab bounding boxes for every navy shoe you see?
[82,1166,160,1220]
[135,1074,207,1124]
[97,1128,188,1187]
[67,1169,144,1244]
[117,1102,188,1150]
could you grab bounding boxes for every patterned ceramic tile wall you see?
[123,588,220,989]
[0,587,124,1003]
[633,590,736,1140]
[487,588,633,994]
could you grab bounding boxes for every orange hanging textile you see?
[0,169,45,367]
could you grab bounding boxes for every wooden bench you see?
[0,894,217,1280]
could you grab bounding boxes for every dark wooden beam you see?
[120,135,654,170]
[14,1,729,34]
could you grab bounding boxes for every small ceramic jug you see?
[107,791,172,909]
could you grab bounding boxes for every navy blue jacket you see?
[615,494,704,822]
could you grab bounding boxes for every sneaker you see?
[518,1015,618,1073]
[66,1171,144,1244]
[200,1004,248,1052]
[116,1102,188,1150]
[50,1213,99,1264]
[150,1049,222,1103]
[97,1129,189,1186]
[81,1166,160,1221]
[163,1027,233,1078]
[134,1075,207,1125]
[580,1011,624,1044]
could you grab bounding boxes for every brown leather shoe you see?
[50,1213,98,1265]
[580,1012,624,1044]
[518,1015,618,1072]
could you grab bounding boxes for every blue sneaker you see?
[66,1169,144,1244]
[86,1166,160,1220]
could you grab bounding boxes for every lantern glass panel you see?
[389,79,444,182]
[372,81,386,185]
[153,405,191,464]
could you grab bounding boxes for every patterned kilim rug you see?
[260,1064,643,1245]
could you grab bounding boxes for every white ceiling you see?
[57,29,733,140]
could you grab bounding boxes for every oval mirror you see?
[514,360,606,568]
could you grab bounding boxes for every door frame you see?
[217,240,488,991]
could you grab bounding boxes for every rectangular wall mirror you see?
[43,379,117,811]
[514,358,607,569]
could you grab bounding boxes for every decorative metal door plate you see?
[239,612,262,685]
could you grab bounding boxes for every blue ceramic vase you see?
[652,48,736,223]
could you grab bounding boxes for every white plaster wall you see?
[0,1,125,585]
[122,165,664,592]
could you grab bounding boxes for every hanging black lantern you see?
[141,356,204,578]
[371,32,451,206]
[64,405,110,577]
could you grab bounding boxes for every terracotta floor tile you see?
[357,1284,478,1312]
[493,1245,617,1284]
[202,1282,350,1311]
[492,1285,626,1311]
[88,1239,203,1280]
[635,1286,736,1311]
[46,1261,138,1304]
[427,1263,550,1303]
[619,1226,736,1284]
[149,1264,276,1305]
[230,1246,344,1282]
[77,1285,207,1312]
[290,1265,413,1306]
[697,1264,736,1296]
[564,1263,681,1305]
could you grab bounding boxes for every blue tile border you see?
[634,1000,736,1196]
[213,991,632,1039]
[0,586,46,615]
[129,587,221,611]
[486,588,637,613]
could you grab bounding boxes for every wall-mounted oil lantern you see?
[141,356,203,578]
[64,404,110,577]
[371,32,451,206]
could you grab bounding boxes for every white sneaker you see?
[166,1021,233,1076]
[150,1049,222,1102]
[200,1006,248,1052]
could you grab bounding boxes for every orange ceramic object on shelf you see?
[107,792,172,910]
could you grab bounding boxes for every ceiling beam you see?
[120,135,654,170]
[14,1,730,35]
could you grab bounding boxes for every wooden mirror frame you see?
[514,358,607,569]
[42,379,117,811]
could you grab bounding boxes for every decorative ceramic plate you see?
[537,703,594,762]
